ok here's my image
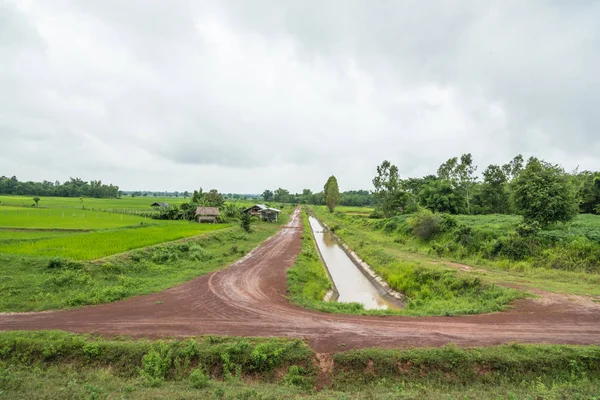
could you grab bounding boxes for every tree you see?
[240,212,252,233]
[192,188,204,203]
[576,171,600,214]
[438,153,477,214]
[418,179,462,214]
[273,188,290,203]
[480,165,510,214]
[324,176,340,213]
[204,189,224,207]
[183,191,189,199]
[33,197,40,206]
[502,154,524,181]
[512,157,579,227]
[262,190,274,202]
[372,160,406,217]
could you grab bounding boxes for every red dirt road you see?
[1,208,599,352]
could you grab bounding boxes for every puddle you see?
[308,216,398,310]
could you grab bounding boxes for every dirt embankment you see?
[1,208,599,353]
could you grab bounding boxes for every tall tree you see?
[324,176,340,213]
[273,188,290,203]
[437,153,477,214]
[372,160,406,217]
[262,190,274,202]
[480,165,510,214]
[512,157,578,226]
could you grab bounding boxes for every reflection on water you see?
[308,216,398,310]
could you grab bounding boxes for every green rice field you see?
[0,206,158,230]
[0,195,186,210]
[0,223,229,260]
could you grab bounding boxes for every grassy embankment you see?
[314,207,600,297]
[1,331,599,399]
[292,208,520,316]
[0,200,288,311]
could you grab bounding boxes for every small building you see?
[150,202,170,208]
[244,204,268,216]
[243,204,281,222]
[195,206,220,223]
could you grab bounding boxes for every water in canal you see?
[308,216,398,310]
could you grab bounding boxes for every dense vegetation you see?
[0,176,119,198]
[1,331,599,399]
[370,154,600,224]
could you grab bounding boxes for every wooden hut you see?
[243,204,281,222]
[195,206,220,223]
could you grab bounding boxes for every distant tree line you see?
[260,188,374,207]
[0,176,119,198]
[371,154,600,226]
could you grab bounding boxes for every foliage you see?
[437,153,477,214]
[372,160,406,217]
[417,179,462,214]
[479,164,510,214]
[189,367,210,389]
[512,157,579,227]
[2,331,600,399]
[0,175,119,198]
[407,208,442,240]
[140,344,172,386]
[324,176,340,213]
[240,212,252,233]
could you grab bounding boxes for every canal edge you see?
[304,210,340,302]
[309,213,406,308]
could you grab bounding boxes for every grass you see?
[0,219,285,312]
[0,206,163,230]
[0,223,229,260]
[1,331,599,399]
[0,195,187,210]
[319,206,600,297]
[0,229,78,242]
[310,207,522,316]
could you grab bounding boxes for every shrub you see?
[408,208,442,240]
[189,367,210,389]
[140,344,172,387]
[151,247,178,264]
[189,245,212,262]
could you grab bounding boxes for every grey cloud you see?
[0,0,599,193]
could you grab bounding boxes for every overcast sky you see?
[1,0,599,193]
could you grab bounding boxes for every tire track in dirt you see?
[1,207,599,352]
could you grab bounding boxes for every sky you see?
[1,0,599,193]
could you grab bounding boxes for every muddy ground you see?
[1,208,599,352]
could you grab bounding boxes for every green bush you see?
[189,367,210,389]
[140,344,172,387]
[189,245,213,262]
[408,208,442,240]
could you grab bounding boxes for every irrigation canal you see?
[308,216,399,310]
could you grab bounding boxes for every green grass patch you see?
[0,220,284,312]
[1,331,599,399]
[0,206,158,230]
[0,229,78,243]
[0,223,229,260]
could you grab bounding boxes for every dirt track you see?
[1,208,599,352]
